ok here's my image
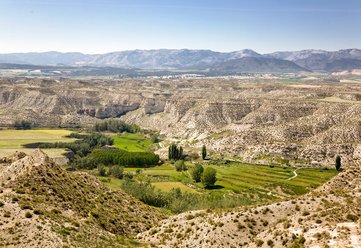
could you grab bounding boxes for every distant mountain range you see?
[0,48,360,73]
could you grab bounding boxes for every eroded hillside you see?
[1,76,361,165]
[0,150,165,247]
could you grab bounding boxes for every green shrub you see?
[174,160,187,171]
[201,167,217,188]
[191,164,204,182]
[108,166,124,179]
[98,165,107,176]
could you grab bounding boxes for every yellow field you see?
[0,129,75,158]
[152,181,198,193]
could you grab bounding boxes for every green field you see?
[106,161,337,202]
[0,129,76,158]
[206,163,337,196]
[152,182,197,193]
[113,132,152,152]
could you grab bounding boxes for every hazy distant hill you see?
[0,48,360,72]
[210,57,309,73]
[266,48,361,71]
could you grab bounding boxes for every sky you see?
[0,0,360,54]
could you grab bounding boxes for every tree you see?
[202,145,207,160]
[174,160,187,171]
[335,155,341,171]
[201,167,217,188]
[191,164,204,182]
[168,144,183,160]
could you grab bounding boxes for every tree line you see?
[94,119,140,133]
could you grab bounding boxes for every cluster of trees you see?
[191,164,217,188]
[121,178,244,213]
[39,133,113,158]
[94,119,140,133]
[90,149,159,168]
[168,144,183,160]
[14,120,32,130]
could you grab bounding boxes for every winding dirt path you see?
[286,168,301,181]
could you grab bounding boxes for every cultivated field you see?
[113,132,152,152]
[0,129,76,158]
[103,161,337,206]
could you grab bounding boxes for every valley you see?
[0,74,360,247]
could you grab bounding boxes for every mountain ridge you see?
[0,48,360,72]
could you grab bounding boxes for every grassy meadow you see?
[0,129,76,158]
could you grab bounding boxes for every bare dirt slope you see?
[0,150,165,247]
[138,162,361,247]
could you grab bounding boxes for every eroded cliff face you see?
[1,77,361,165]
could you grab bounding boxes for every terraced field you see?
[117,162,338,202]
[207,163,338,196]
[0,129,76,158]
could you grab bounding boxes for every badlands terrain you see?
[1,75,361,166]
[0,73,360,247]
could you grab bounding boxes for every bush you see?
[255,239,264,247]
[346,213,358,222]
[201,167,217,188]
[25,212,32,218]
[191,164,204,182]
[174,160,187,171]
[74,156,97,169]
[98,165,107,176]
[108,166,124,179]
[14,120,32,130]
[267,239,274,247]
[151,134,159,143]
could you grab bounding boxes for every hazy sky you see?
[0,0,360,54]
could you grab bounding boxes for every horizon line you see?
[0,47,360,55]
